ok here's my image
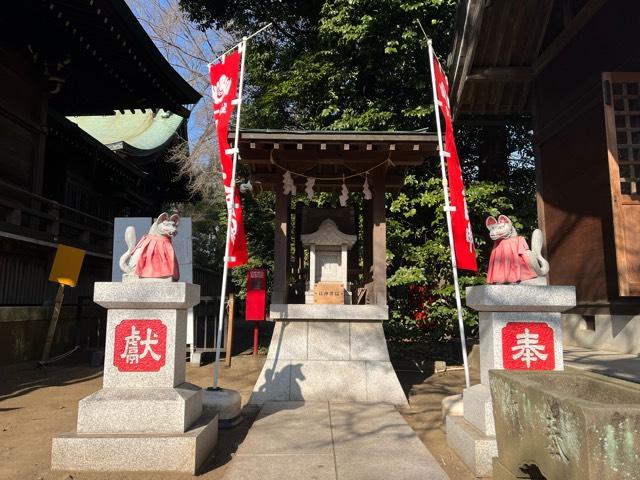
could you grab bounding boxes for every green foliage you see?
[179,0,537,339]
[180,0,457,130]
[386,172,532,342]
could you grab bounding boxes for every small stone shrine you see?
[301,218,356,305]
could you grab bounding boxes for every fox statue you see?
[485,215,549,284]
[119,212,180,281]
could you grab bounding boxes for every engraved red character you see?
[502,322,555,370]
[113,319,166,372]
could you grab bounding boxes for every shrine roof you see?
[232,129,439,192]
[448,0,605,119]
[301,219,357,248]
[68,109,184,157]
[4,0,200,116]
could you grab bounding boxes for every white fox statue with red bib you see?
[119,212,180,281]
[485,214,549,285]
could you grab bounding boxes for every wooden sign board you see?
[314,282,344,304]
[48,244,86,287]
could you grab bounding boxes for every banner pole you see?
[427,40,471,389]
[212,37,247,389]
[208,23,272,66]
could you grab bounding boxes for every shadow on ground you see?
[0,361,102,402]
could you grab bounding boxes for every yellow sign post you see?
[41,245,86,364]
[48,244,85,287]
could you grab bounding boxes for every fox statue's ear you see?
[486,216,498,228]
[498,214,511,225]
[155,212,169,224]
[169,213,180,226]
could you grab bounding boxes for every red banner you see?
[209,49,248,268]
[432,53,478,272]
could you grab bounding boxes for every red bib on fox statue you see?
[486,215,550,284]
[134,234,179,281]
[118,212,181,281]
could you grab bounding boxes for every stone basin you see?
[489,369,640,480]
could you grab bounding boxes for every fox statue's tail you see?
[118,226,137,274]
[525,229,550,277]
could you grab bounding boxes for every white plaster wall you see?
[562,313,640,354]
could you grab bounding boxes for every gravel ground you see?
[0,344,478,480]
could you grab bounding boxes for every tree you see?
[126,0,231,194]
[126,0,276,295]
[178,0,537,337]
[179,0,457,131]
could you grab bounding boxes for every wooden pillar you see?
[363,199,373,282]
[294,203,303,281]
[371,166,387,306]
[309,244,316,293]
[272,187,290,304]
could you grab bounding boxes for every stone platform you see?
[446,284,576,477]
[52,282,217,474]
[251,305,407,406]
[222,402,449,480]
[52,412,218,473]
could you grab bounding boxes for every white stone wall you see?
[562,313,640,354]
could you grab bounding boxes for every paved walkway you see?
[222,401,449,480]
[564,345,640,383]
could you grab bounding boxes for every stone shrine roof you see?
[301,219,357,248]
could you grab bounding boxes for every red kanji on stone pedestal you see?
[113,319,167,372]
[502,322,555,370]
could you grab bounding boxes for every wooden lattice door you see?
[602,72,640,296]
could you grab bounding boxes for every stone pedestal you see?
[52,282,218,474]
[250,304,407,406]
[446,284,576,477]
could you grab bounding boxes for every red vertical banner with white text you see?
[431,54,478,272]
[209,50,248,268]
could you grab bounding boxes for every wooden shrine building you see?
[0,1,200,363]
[239,130,439,406]
[234,130,438,310]
[449,0,640,354]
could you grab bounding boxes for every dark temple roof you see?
[4,0,201,116]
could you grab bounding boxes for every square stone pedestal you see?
[250,304,407,406]
[446,284,576,477]
[51,282,218,474]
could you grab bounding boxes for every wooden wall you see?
[0,46,46,194]
[533,0,640,305]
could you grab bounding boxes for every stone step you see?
[51,412,217,474]
[77,383,202,434]
[446,414,497,478]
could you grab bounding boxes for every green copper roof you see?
[67,109,184,155]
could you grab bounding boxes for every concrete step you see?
[446,414,497,478]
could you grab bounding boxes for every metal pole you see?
[427,40,471,389]
[212,37,248,388]
[225,293,235,367]
[253,324,259,356]
[208,23,272,66]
